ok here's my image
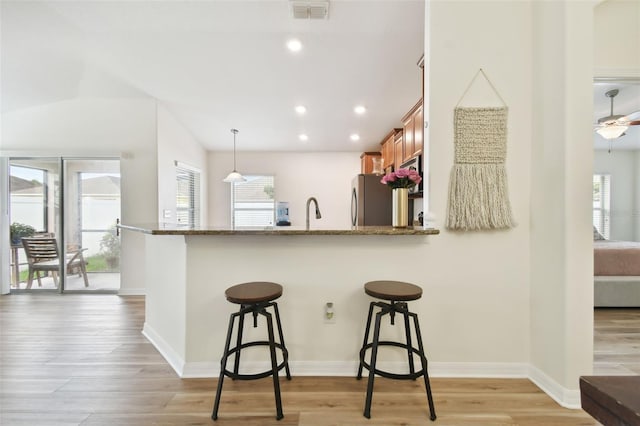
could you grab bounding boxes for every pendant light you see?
[223,128,246,183]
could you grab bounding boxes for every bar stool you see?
[212,281,291,421]
[357,280,436,420]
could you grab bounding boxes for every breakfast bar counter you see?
[119,223,440,236]
[119,223,439,378]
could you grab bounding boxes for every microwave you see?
[399,156,423,194]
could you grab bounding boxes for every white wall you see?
[529,0,594,399]
[594,150,638,241]
[208,152,361,228]
[594,0,640,77]
[426,0,594,404]
[425,0,532,371]
[635,151,640,241]
[157,104,208,225]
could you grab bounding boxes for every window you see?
[231,175,275,227]
[593,174,610,239]
[175,162,201,227]
[9,165,47,232]
[80,171,121,258]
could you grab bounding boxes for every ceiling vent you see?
[290,1,329,19]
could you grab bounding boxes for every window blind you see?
[593,174,610,239]
[232,175,275,227]
[175,162,201,227]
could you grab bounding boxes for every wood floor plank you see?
[1,295,637,425]
[0,412,91,426]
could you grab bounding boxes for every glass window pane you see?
[232,175,275,227]
[176,164,201,227]
[9,165,46,231]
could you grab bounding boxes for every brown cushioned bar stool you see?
[212,281,291,421]
[357,280,436,420]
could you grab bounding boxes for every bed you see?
[594,237,640,307]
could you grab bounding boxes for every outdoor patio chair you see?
[21,237,90,289]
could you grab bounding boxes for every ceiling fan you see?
[594,89,640,140]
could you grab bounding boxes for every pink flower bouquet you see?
[380,168,422,189]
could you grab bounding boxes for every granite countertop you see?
[118,223,440,236]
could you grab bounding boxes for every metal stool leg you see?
[411,312,436,421]
[357,301,376,380]
[212,311,238,421]
[264,310,284,420]
[401,303,416,378]
[272,302,291,380]
[363,309,383,419]
[232,306,246,377]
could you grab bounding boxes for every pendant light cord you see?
[231,128,239,171]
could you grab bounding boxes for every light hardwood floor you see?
[1,295,637,426]
[593,308,640,376]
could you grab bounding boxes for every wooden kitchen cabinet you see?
[380,128,402,170]
[393,130,404,168]
[402,114,413,163]
[413,102,423,158]
[360,152,382,174]
[401,99,423,163]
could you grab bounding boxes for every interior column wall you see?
[635,151,640,241]
[530,0,594,400]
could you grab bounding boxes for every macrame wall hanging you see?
[445,69,516,231]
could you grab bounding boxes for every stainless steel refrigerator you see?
[351,174,392,226]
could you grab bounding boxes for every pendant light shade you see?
[223,171,245,183]
[223,128,246,183]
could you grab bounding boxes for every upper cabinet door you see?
[394,132,404,167]
[402,99,423,163]
[402,113,414,163]
[412,102,423,157]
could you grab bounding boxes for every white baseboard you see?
[143,338,579,410]
[141,322,185,376]
[528,365,581,409]
[118,287,146,296]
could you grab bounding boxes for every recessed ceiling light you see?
[354,105,367,115]
[295,105,307,115]
[299,134,309,141]
[350,134,360,142]
[286,39,302,52]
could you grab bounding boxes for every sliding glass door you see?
[8,157,121,293]
[9,159,61,291]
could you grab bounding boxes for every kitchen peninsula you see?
[119,223,439,378]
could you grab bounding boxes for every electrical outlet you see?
[324,302,336,324]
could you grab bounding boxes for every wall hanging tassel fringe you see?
[446,69,515,231]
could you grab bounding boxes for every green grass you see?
[15,254,118,282]
[85,255,108,272]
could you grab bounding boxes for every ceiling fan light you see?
[596,125,628,140]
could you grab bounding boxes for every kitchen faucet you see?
[306,197,322,230]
